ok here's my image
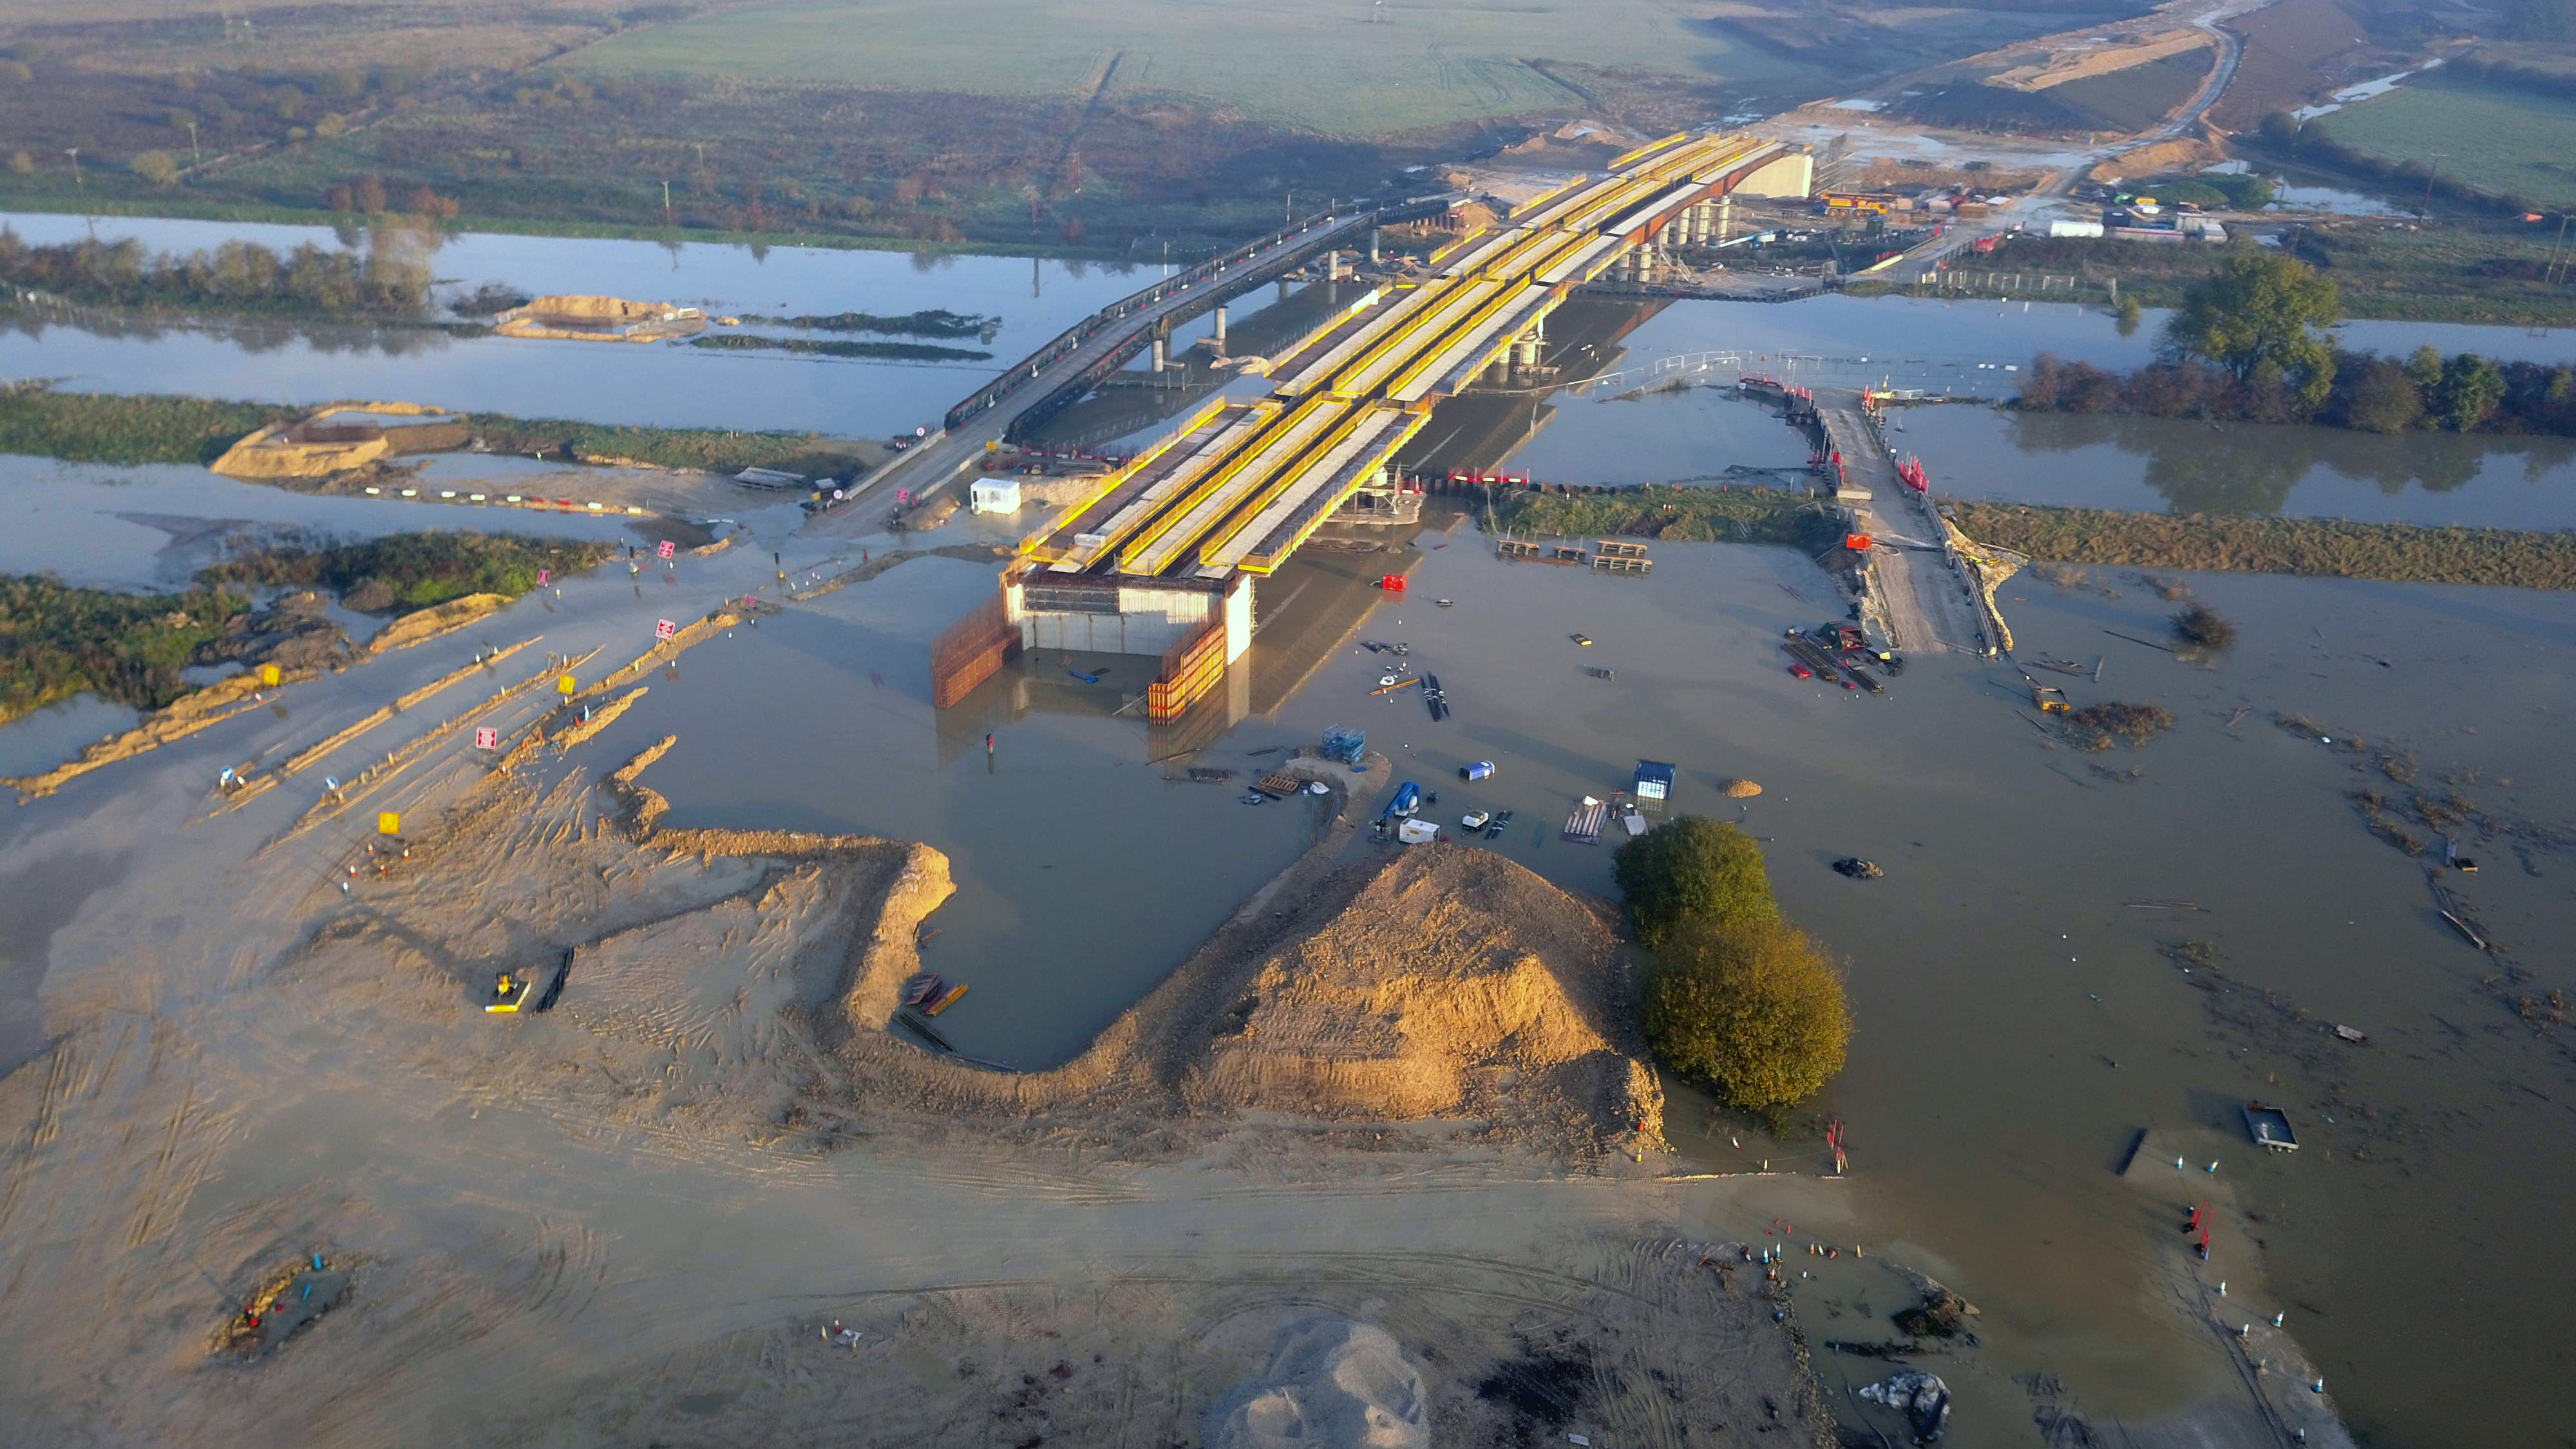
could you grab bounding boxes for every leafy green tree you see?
[129,151,180,187]
[2114,292,2143,337]
[2159,252,2340,405]
[2340,357,2425,434]
[2406,344,2444,395]
[1640,918,1852,1113]
[2433,353,2505,432]
[1611,816,1777,948]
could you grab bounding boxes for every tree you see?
[7,151,32,176]
[2405,344,2443,396]
[1611,816,1778,949]
[1640,918,1851,1113]
[2159,252,2340,406]
[2339,357,2424,434]
[129,151,180,187]
[2114,293,2143,337]
[2432,353,2505,432]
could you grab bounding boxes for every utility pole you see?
[2418,153,2445,218]
[2547,213,2571,286]
[660,178,672,219]
[63,147,79,187]
[185,120,200,166]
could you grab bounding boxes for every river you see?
[6,213,2576,1446]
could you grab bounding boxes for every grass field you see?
[568,0,1827,135]
[2316,76,2576,209]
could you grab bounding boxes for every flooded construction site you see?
[544,475,2576,1445]
[3,206,2574,1447]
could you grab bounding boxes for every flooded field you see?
[0,211,1160,435]
[1516,383,2576,528]
[7,223,2576,1446]
[0,453,644,590]
[569,510,2573,1446]
[1906,405,2576,528]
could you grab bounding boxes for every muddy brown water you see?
[609,522,2572,1447]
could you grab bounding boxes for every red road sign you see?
[657,540,676,560]
[473,727,500,750]
[655,619,677,641]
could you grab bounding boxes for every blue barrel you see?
[1459,761,1495,782]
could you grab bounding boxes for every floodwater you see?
[0,453,641,590]
[0,694,138,777]
[6,211,2568,445]
[1894,404,2576,527]
[587,500,2575,1447]
[0,210,1164,436]
[576,551,1333,1069]
[10,214,2576,1443]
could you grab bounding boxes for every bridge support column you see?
[1211,305,1227,355]
[1718,193,1734,247]
[1511,310,1546,368]
[1151,336,1167,373]
[1368,228,1381,265]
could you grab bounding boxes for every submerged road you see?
[1818,398,1989,656]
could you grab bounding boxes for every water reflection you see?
[0,308,471,358]
[1901,405,2576,527]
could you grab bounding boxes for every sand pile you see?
[1186,845,1660,1142]
[209,399,451,479]
[495,295,707,343]
[1206,1319,1428,1449]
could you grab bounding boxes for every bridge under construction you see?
[933,131,1812,720]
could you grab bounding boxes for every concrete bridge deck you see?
[1016,131,1791,585]
[807,204,1396,538]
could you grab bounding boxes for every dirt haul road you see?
[0,538,1833,1447]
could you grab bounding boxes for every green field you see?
[2316,75,2576,208]
[569,0,1824,135]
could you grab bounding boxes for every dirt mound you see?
[495,295,708,343]
[1185,846,1660,1141]
[1206,1318,1428,1449]
[2088,135,2223,183]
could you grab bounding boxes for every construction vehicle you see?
[2030,679,2070,714]
[486,972,527,1013]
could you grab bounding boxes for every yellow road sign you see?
[377,811,401,835]
[558,675,576,696]
[258,663,281,687]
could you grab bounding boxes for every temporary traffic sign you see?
[657,540,676,560]
[654,619,677,641]
[536,567,551,587]
[558,675,577,696]
[377,812,401,835]
[473,727,499,750]
[258,663,281,687]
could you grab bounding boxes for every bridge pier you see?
[1151,336,1168,374]
[1211,305,1227,355]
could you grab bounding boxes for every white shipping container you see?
[2047,220,2106,239]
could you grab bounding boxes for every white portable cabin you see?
[969,478,1023,515]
